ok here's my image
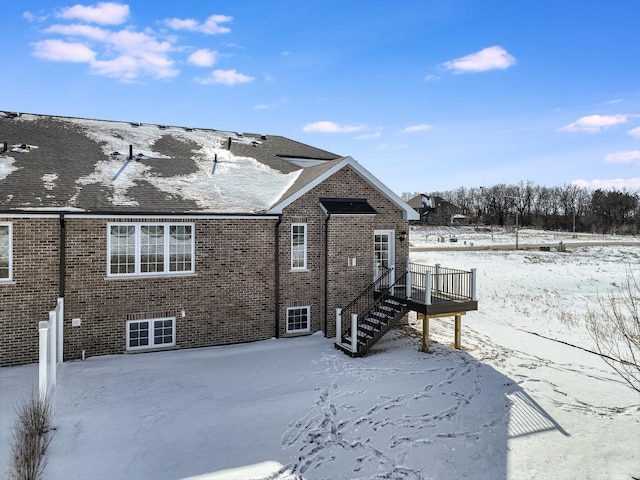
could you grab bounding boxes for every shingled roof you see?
[0,112,341,214]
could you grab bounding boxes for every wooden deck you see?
[336,263,478,357]
[379,284,478,316]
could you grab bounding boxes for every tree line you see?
[402,182,640,234]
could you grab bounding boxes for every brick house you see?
[0,112,421,366]
[407,193,462,225]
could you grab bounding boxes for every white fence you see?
[39,297,64,398]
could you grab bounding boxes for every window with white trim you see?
[126,318,176,351]
[0,223,12,281]
[108,223,194,277]
[291,223,307,270]
[286,306,310,333]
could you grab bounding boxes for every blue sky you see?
[2,1,640,194]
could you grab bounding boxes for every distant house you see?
[0,112,424,366]
[407,193,463,225]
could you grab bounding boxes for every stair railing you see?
[336,270,409,352]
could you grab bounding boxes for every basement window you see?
[126,317,175,351]
[108,222,194,277]
[286,306,310,334]
[0,223,12,281]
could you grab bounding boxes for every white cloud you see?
[91,53,177,81]
[302,121,367,133]
[628,126,640,138]
[254,98,288,110]
[604,99,622,105]
[558,114,629,133]
[32,39,96,62]
[57,2,129,25]
[442,46,516,74]
[197,69,254,86]
[31,6,240,82]
[46,23,110,41]
[165,14,232,35]
[23,11,48,23]
[572,178,640,190]
[92,29,177,80]
[355,132,382,140]
[605,150,640,165]
[187,49,217,67]
[402,124,432,133]
[424,74,440,82]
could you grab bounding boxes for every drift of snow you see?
[68,118,302,212]
[0,157,18,181]
[1,231,639,480]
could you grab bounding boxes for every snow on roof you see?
[0,114,339,213]
[0,157,18,181]
[67,118,303,211]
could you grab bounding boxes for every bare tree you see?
[585,268,640,393]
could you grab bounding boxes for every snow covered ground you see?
[1,230,639,480]
[410,225,640,249]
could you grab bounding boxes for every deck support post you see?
[351,313,358,353]
[471,268,477,301]
[422,313,430,353]
[335,308,342,344]
[454,314,462,349]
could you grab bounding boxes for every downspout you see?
[274,215,283,339]
[323,211,331,336]
[59,213,66,298]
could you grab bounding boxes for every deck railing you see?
[407,262,476,305]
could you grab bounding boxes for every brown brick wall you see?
[62,217,277,362]
[278,166,409,338]
[1,164,410,366]
[0,216,279,366]
[0,217,61,366]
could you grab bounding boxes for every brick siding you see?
[278,166,409,338]
[1,165,409,366]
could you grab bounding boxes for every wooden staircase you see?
[335,262,478,357]
[335,270,410,357]
[335,295,409,357]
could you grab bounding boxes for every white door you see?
[374,230,395,282]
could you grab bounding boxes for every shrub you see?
[585,268,640,393]
[6,391,53,480]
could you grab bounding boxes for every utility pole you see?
[503,195,519,250]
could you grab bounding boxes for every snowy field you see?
[1,230,639,480]
[410,225,640,249]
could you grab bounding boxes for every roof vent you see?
[3,112,20,118]
[158,125,167,130]
[260,135,267,140]
[184,127,194,132]
[1,142,7,153]
[251,141,259,147]
[110,151,121,158]
[130,122,141,128]
[11,144,34,153]
[236,132,244,138]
